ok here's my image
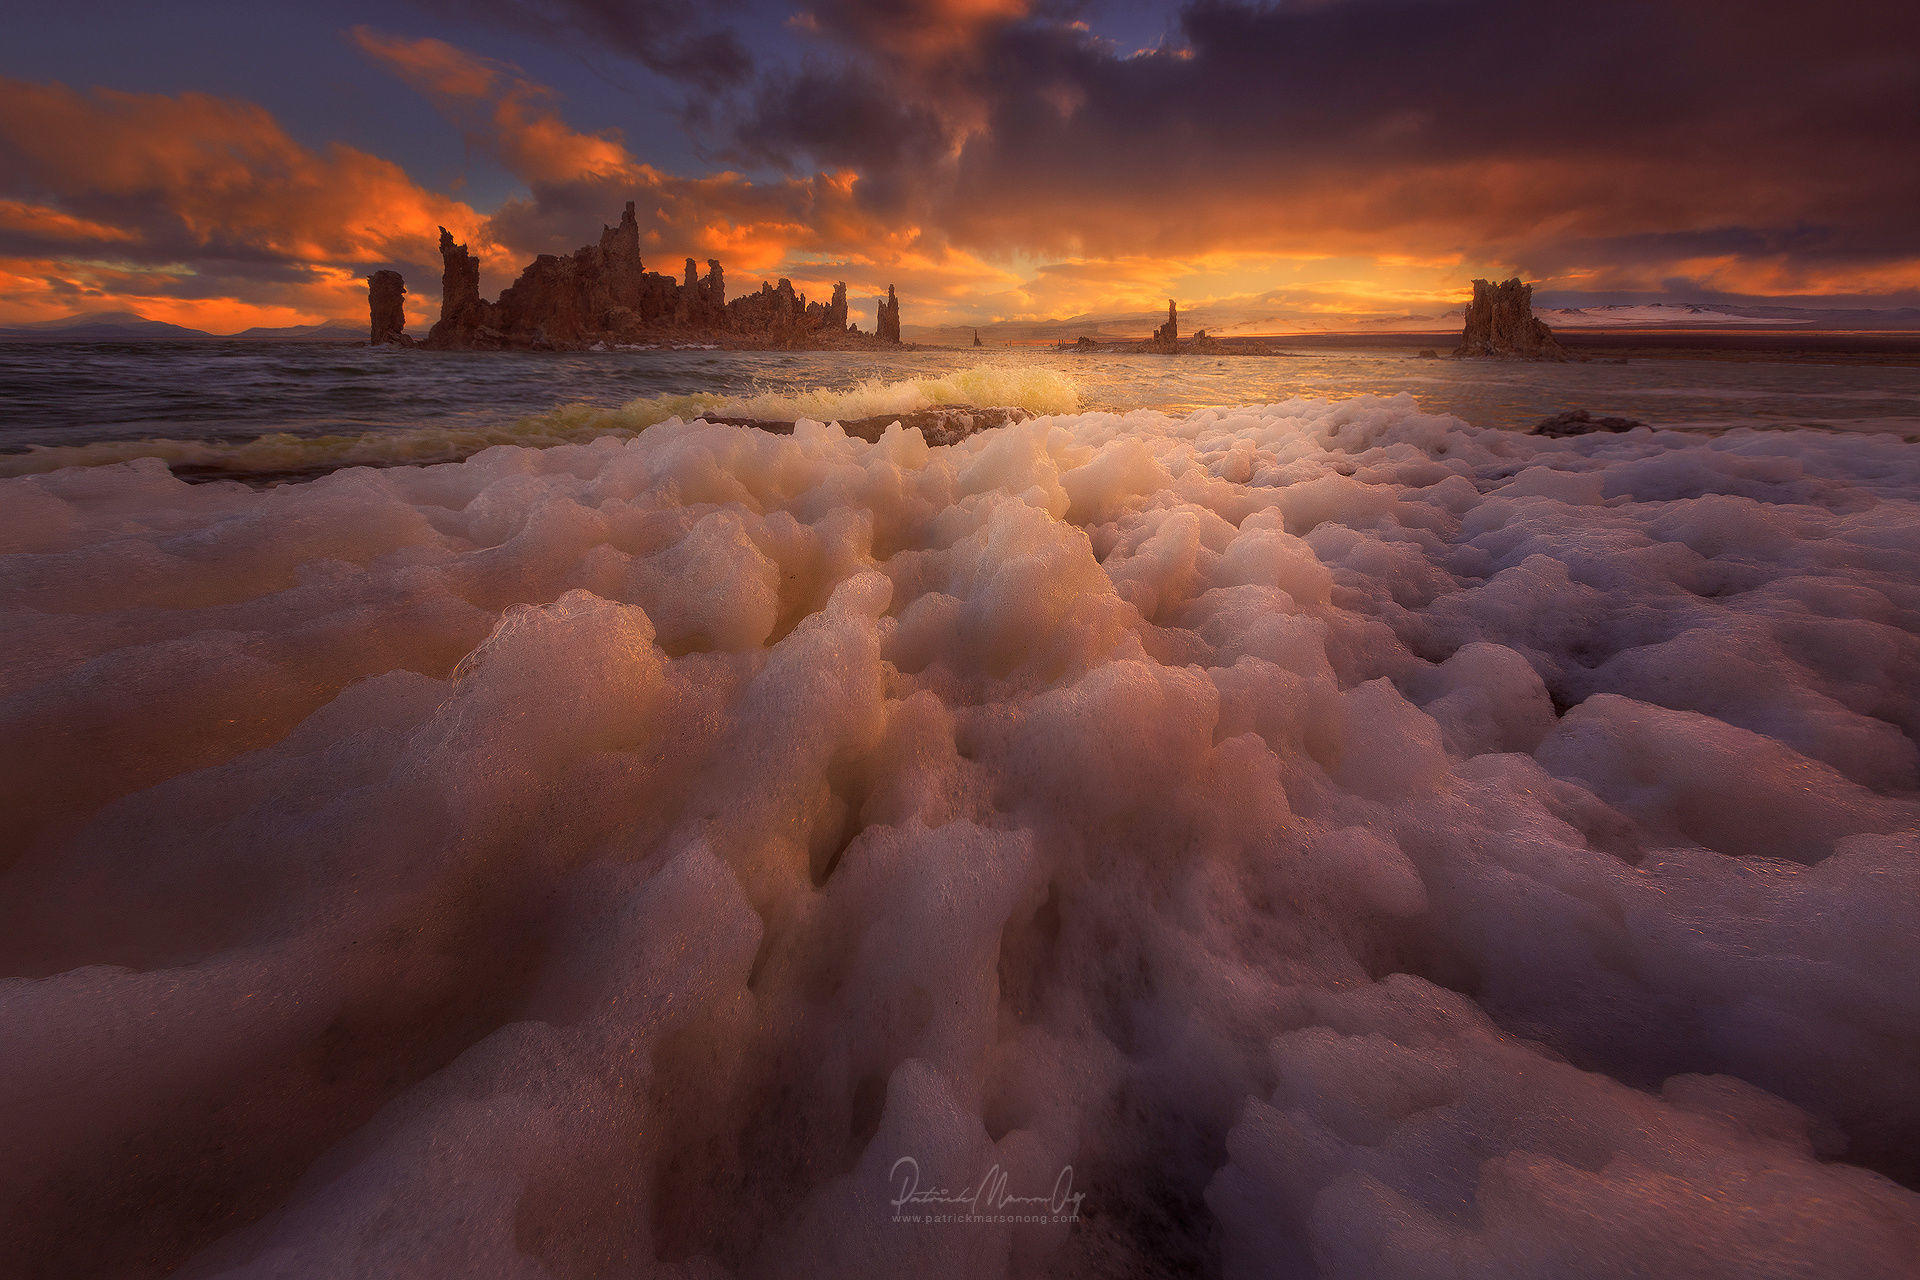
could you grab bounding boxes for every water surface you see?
[4,340,1917,478]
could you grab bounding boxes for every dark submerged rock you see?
[700,405,1030,446]
[1532,409,1646,437]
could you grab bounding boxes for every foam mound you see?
[3,393,1919,1277]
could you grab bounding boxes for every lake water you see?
[3,340,1918,480]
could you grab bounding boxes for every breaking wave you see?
[0,363,1083,480]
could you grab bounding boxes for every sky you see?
[1,0,1915,335]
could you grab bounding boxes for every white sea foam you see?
[2,391,1919,1276]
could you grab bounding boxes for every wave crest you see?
[0,363,1084,480]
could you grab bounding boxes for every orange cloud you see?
[0,78,488,268]
[812,0,1034,63]
[0,75,508,328]
[9,9,1915,337]
[352,31,1023,320]
[0,254,375,332]
[0,200,135,245]
[349,28,630,185]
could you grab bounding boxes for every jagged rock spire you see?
[1454,278,1566,359]
[368,270,406,345]
[1149,298,1178,352]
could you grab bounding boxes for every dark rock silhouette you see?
[1454,278,1566,359]
[699,405,1030,447]
[1147,299,1179,353]
[801,281,850,332]
[1532,409,1645,437]
[430,229,484,347]
[367,270,407,345]
[409,203,891,351]
[876,285,901,343]
[683,259,725,328]
[1061,318,1291,357]
[728,278,806,333]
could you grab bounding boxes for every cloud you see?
[355,28,1024,319]
[0,255,374,332]
[726,64,954,184]
[0,76,491,328]
[802,0,1040,64]
[405,0,753,91]
[723,0,1920,301]
[9,1,1918,332]
[0,200,136,247]
[350,28,633,185]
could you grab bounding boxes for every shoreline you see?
[4,343,1915,487]
[8,327,1920,364]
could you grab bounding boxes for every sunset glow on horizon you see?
[3,0,1917,335]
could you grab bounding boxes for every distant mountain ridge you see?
[0,311,364,342]
[0,311,221,341]
[232,319,365,341]
[1538,303,1920,329]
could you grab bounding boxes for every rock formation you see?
[406,203,885,351]
[1531,409,1644,437]
[728,278,806,333]
[700,405,1029,447]
[876,285,901,343]
[1454,278,1566,359]
[1147,299,1179,353]
[430,230,484,346]
[367,270,407,345]
[1063,324,1291,357]
[801,281,851,333]
[683,259,725,328]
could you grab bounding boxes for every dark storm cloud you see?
[724,0,1920,283]
[411,0,755,91]
[727,63,952,180]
